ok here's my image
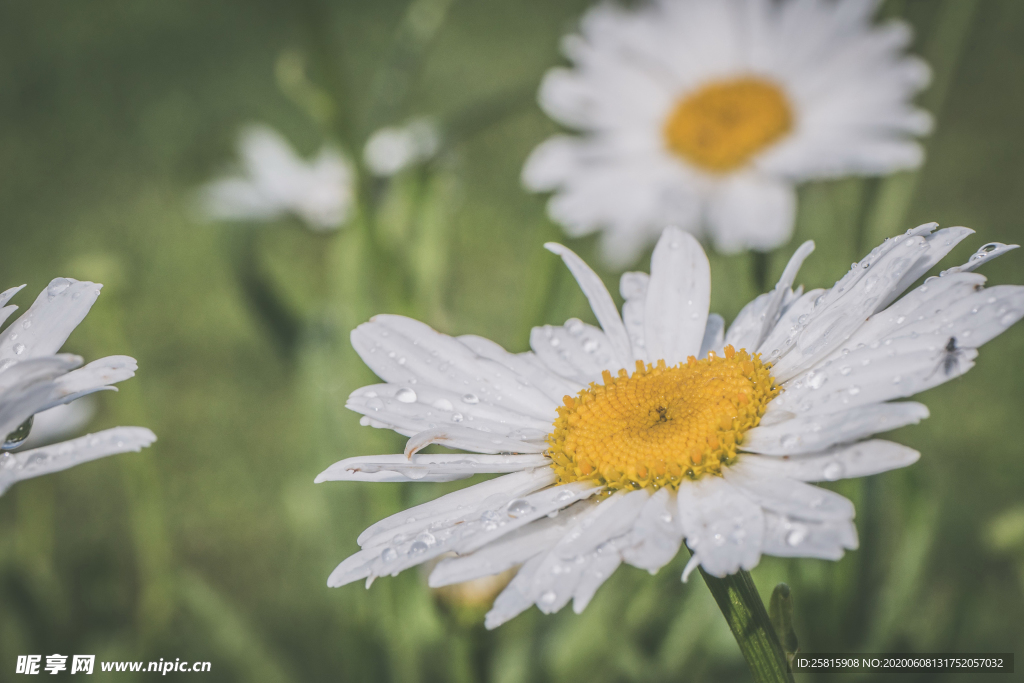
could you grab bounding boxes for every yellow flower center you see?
[663,77,793,172]
[547,346,778,491]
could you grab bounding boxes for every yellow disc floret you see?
[547,345,779,491]
[663,77,793,172]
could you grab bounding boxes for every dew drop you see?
[1001,312,1018,326]
[381,547,398,563]
[556,489,575,503]
[807,373,826,389]
[451,413,463,423]
[12,343,24,356]
[462,393,479,404]
[582,339,599,353]
[46,278,71,300]
[539,590,557,606]
[780,434,800,449]
[396,388,417,403]
[0,452,16,470]
[848,386,860,396]
[822,462,844,481]
[408,541,429,556]
[2,416,33,451]
[565,318,584,335]
[367,398,384,411]
[506,498,534,518]
[786,526,808,546]
[433,398,453,411]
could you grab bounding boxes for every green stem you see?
[700,569,795,683]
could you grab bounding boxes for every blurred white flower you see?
[524,0,933,266]
[317,224,1020,628]
[363,118,441,177]
[0,278,156,496]
[202,125,355,231]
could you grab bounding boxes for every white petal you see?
[754,241,816,349]
[530,321,618,385]
[707,174,796,255]
[485,555,545,629]
[37,356,137,411]
[772,229,939,381]
[315,453,551,483]
[619,271,650,361]
[724,292,773,351]
[735,440,919,482]
[0,279,102,361]
[429,501,597,587]
[758,288,825,363]
[458,335,582,402]
[698,314,725,358]
[644,229,710,364]
[0,427,156,496]
[676,476,764,578]
[722,468,855,523]
[355,469,555,547]
[744,401,929,455]
[572,542,624,613]
[555,488,649,558]
[621,487,683,573]
[346,383,550,444]
[351,315,557,421]
[761,511,858,560]
[879,226,975,309]
[938,241,1020,277]
[544,243,633,370]
[0,355,83,437]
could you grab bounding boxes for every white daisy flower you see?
[0,278,156,496]
[201,124,355,231]
[523,0,933,266]
[318,224,1021,629]
[364,118,442,177]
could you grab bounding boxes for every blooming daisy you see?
[201,124,355,231]
[0,278,156,496]
[523,0,933,266]
[318,224,1021,629]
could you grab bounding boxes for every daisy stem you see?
[700,568,794,683]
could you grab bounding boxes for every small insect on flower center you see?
[547,346,779,491]
[663,77,793,172]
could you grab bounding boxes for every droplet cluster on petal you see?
[547,346,778,491]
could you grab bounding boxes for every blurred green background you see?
[1,0,1023,681]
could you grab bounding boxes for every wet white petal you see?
[0,427,156,496]
[621,487,683,573]
[644,229,710,364]
[0,279,101,361]
[761,511,858,560]
[315,453,551,483]
[744,401,929,455]
[677,477,763,578]
[735,440,919,482]
[722,468,855,523]
[545,242,633,370]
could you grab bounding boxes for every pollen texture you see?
[663,77,792,172]
[547,346,779,491]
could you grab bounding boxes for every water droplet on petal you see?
[506,498,534,518]
[2,416,33,451]
[539,590,557,606]
[12,343,24,355]
[0,452,17,469]
[381,547,398,563]
[582,339,599,353]
[786,526,808,546]
[396,388,417,403]
[46,278,71,300]
[432,398,453,411]
[822,462,844,481]
[408,541,429,556]
[451,413,463,423]
[807,373,826,389]
[462,393,479,404]
[780,434,800,449]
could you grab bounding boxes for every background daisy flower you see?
[200,124,355,231]
[0,278,156,496]
[320,225,1021,629]
[523,0,933,266]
